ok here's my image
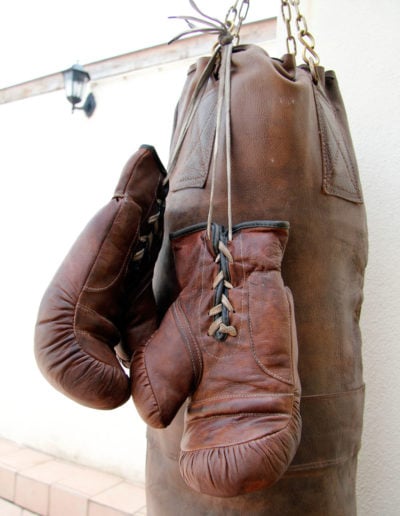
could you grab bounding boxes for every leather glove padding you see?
[35,145,166,409]
[132,221,301,496]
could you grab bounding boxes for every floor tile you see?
[0,438,21,457]
[88,502,128,516]
[54,465,122,497]
[0,449,52,472]
[49,484,87,516]
[0,464,16,501]
[14,474,48,515]
[0,496,22,515]
[19,459,83,484]
[90,482,146,514]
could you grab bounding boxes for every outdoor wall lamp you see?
[63,63,96,117]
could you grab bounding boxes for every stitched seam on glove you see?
[75,303,116,327]
[190,392,294,404]
[85,149,162,293]
[187,412,293,421]
[285,287,296,386]
[72,152,160,362]
[180,408,297,451]
[142,332,165,424]
[83,202,141,292]
[71,201,133,361]
[248,284,295,386]
[173,301,203,385]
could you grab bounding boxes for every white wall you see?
[0,0,279,87]
[0,0,399,513]
[309,2,400,515]
[0,59,193,482]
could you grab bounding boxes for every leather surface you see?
[133,222,301,497]
[34,145,166,409]
[148,44,368,514]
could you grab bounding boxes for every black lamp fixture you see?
[63,63,96,117]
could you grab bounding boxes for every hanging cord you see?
[166,0,250,181]
[166,1,241,241]
[206,42,233,242]
[166,1,246,340]
[169,0,249,45]
[205,40,237,340]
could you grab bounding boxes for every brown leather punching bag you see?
[146,6,368,515]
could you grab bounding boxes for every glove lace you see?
[132,197,164,266]
[208,225,237,341]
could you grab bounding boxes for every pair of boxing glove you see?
[34,145,301,497]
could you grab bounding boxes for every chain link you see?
[224,0,250,42]
[289,0,301,20]
[225,1,239,27]
[281,0,297,56]
[280,0,320,80]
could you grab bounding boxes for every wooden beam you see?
[0,18,276,105]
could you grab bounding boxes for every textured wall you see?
[0,0,399,513]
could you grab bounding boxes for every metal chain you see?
[290,0,320,66]
[224,0,250,42]
[281,0,320,80]
[225,0,240,26]
[281,0,297,56]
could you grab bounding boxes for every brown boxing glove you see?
[34,145,167,409]
[132,221,301,497]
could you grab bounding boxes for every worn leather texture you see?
[34,145,166,410]
[133,222,301,497]
[148,44,368,514]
